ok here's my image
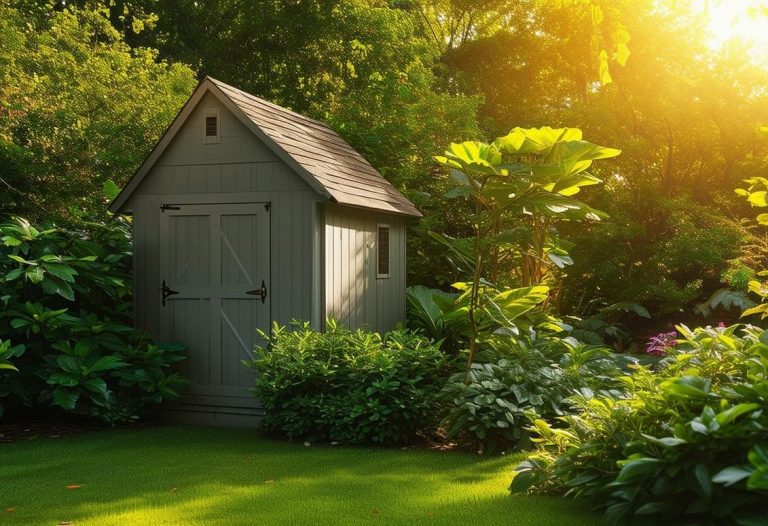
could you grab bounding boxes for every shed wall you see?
[324,203,407,332]
[127,92,322,340]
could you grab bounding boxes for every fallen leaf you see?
[304,441,311,447]
[5,507,14,513]
[170,487,178,493]
[57,522,73,526]
[65,485,81,490]
[371,509,381,518]
[264,480,274,484]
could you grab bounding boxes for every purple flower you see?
[645,331,677,356]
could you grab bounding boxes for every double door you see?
[160,203,270,408]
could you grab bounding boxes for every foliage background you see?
[3,0,768,331]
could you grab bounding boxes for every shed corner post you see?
[311,200,326,331]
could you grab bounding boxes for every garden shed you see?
[109,77,420,424]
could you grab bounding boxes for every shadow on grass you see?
[1,426,598,526]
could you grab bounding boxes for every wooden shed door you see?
[159,203,270,409]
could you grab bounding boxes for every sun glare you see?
[700,0,768,62]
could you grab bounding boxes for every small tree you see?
[434,127,620,368]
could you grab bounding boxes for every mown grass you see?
[1,425,597,525]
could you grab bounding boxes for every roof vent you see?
[205,116,217,137]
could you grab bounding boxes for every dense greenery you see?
[251,321,447,444]
[3,0,766,329]
[443,334,628,454]
[0,1,195,218]
[511,324,768,524]
[2,0,768,520]
[0,217,185,422]
[432,126,619,365]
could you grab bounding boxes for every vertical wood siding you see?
[127,92,321,341]
[324,203,406,332]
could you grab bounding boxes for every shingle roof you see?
[109,77,421,217]
[211,78,420,216]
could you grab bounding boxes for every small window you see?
[203,108,220,143]
[205,116,217,137]
[377,224,390,278]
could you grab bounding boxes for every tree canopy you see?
[3,0,768,327]
[0,2,195,217]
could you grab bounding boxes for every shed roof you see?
[109,76,421,217]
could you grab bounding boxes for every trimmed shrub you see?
[251,320,448,444]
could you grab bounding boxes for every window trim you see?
[376,223,391,279]
[203,108,220,144]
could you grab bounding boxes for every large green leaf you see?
[544,140,621,178]
[691,463,713,498]
[406,286,458,338]
[748,191,768,207]
[82,377,109,398]
[715,403,760,426]
[747,466,768,490]
[494,127,583,155]
[42,262,78,282]
[663,376,711,399]
[41,276,75,301]
[551,172,602,196]
[47,372,79,387]
[53,387,79,410]
[508,470,539,493]
[427,231,474,270]
[87,355,127,374]
[748,444,768,468]
[56,355,80,374]
[436,141,502,174]
[616,457,662,482]
[712,466,753,486]
[490,285,549,320]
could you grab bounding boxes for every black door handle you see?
[246,280,268,304]
[161,279,179,306]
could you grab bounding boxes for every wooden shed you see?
[109,77,420,424]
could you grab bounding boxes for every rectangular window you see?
[377,224,390,278]
[203,109,220,144]
[205,116,217,137]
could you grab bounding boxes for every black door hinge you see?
[264,202,271,212]
[246,280,268,304]
[160,204,181,212]
[161,279,179,306]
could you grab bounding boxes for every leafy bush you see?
[251,320,448,444]
[405,285,462,351]
[511,324,768,524]
[0,217,185,423]
[568,302,651,353]
[0,338,24,417]
[443,334,627,453]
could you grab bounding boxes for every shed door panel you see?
[160,203,270,408]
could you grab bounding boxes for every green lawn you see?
[1,426,597,525]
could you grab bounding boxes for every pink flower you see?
[645,331,677,356]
